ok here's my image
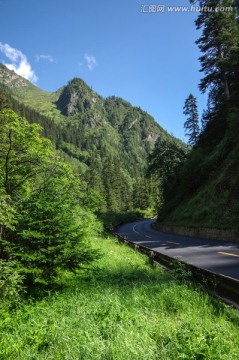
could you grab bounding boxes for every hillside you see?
[0,63,62,119]
[150,1,239,231]
[0,63,177,216]
[156,106,239,229]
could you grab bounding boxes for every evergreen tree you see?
[201,110,208,132]
[194,0,239,103]
[183,94,200,146]
[147,138,189,199]
[200,89,218,132]
[0,87,10,110]
[15,165,100,288]
[0,109,101,289]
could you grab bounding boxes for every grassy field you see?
[1,235,239,359]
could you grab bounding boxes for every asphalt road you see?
[116,219,239,281]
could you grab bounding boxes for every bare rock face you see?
[0,64,28,88]
[56,78,101,117]
[147,133,160,146]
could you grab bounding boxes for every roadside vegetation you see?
[1,2,239,357]
[148,0,239,229]
[1,235,239,359]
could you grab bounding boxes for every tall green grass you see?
[1,236,239,359]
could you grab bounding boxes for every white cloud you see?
[35,54,54,63]
[0,42,38,83]
[84,53,97,71]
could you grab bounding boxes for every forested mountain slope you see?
[151,0,239,229]
[155,113,239,229]
[0,63,178,215]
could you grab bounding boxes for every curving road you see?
[116,219,239,281]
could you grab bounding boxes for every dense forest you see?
[148,0,239,229]
[0,64,185,223]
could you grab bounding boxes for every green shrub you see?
[0,260,24,307]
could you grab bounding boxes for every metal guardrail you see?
[113,232,239,307]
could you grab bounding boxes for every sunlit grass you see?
[1,236,239,359]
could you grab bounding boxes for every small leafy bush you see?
[0,260,24,307]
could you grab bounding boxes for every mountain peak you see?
[0,63,30,88]
[56,77,102,116]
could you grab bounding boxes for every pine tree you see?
[0,87,10,110]
[183,94,200,146]
[194,0,239,103]
[0,109,101,289]
[147,138,189,200]
[15,169,99,288]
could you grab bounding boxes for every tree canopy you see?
[0,108,101,290]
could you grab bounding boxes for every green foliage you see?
[59,141,89,162]
[157,119,239,227]
[168,257,192,282]
[148,138,189,182]
[0,192,17,232]
[0,109,52,197]
[0,260,24,306]
[0,86,10,110]
[100,210,144,229]
[195,0,239,99]
[183,93,200,146]
[0,235,239,359]
[152,3,239,228]
[15,181,101,288]
[0,65,181,217]
[0,108,102,292]
[147,138,189,209]
[193,0,239,143]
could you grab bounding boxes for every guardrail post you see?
[149,250,156,266]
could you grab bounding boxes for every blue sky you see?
[0,0,207,140]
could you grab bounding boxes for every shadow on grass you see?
[73,263,203,305]
[71,263,239,323]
